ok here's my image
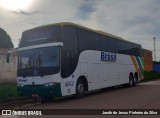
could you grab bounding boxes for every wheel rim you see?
[77,83,84,95]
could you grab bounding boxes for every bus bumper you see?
[17,83,62,98]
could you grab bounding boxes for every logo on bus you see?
[101,52,116,62]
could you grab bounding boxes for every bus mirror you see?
[6,53,10,63]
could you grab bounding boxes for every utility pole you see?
[153,37,156,61]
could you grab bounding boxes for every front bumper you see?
[17,83,62,98]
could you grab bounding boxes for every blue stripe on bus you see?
[135,56,142,70]
[135,56,144,79]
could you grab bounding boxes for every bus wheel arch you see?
[74,76,88,98]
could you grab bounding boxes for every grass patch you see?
[144,71,160,81]
[0,83,19,101]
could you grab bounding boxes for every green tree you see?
[0,28,14,48]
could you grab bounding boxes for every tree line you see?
[0,28,14,48]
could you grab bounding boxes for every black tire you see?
[129,74,134,87]
[75,79,85,98]
[133,74,138,86]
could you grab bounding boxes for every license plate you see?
[32,94,39,97]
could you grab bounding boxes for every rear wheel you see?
[129,74,134,87]
[75,79,85,98]
[133,73,138,86]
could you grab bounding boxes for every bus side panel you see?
[60,50,141,96]
[77,50,137,90]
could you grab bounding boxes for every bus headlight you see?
[17,83,24,87]
[44,82,58,87]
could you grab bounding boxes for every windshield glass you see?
[17,46,60,77]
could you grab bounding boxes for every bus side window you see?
[61,25,79,78]
[61,51,71,78]
[61,51,78,78]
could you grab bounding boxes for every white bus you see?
[17,22,143,99]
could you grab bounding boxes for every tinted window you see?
[61,51,71,78]
[17,46,60,77]
[61,26,79,78]
[18,50,34,69]
[95,34,119,52]
[95,34,106,51]
[61,51,78,78]
[118,41,141,56]
[35,47,59,68]
[77,28,94,52]
[62,26,78,51]
[20,25,61,47]
[95,33,142,56]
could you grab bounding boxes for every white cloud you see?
[1,0,160,60]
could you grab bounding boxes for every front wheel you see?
[75,79,85,98]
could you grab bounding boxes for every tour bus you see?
[17,22,143,99]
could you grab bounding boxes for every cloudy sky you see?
[0,0,160,60]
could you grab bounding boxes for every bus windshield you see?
[17,46,60,77]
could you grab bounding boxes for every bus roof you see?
[23,22,141,46]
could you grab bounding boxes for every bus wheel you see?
[75,79,85,98]
[133,73,138,86]
[129,73,134,87]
